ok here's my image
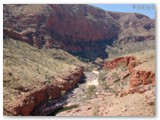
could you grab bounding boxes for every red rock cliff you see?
[105,56,155,88]
[3,4,120,60]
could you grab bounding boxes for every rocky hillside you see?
[3,38,85,115]
[56,49,155,116]
[3,4,155,60]
[3,4,119,60]
[105,11,155,58]
[107,11,155,44]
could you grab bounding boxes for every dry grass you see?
[106,40,155,59]
[3,38,85,109]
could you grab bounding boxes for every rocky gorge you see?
[3,4,154,60]
[3,4,155,116]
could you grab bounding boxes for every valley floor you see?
[55,73,155,116]
[55,49,155,116]
[3,38,155,116]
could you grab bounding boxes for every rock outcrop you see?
[105,55,155,92]
[130,70,155,87]
[105,56,136,71]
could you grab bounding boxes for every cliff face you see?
[3,4,120,60]
[3,5,155,60]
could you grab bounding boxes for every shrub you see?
[114,78,120,83]
[84,63,95,72]
[87,85,96,96]
[102,82,110,91]
[47,79,52,84]
[98,70,106,82]
[111,72,119,79]
[116,62,127,69]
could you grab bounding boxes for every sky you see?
[91,4,155,19]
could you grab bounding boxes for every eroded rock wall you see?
[4,68,83,116]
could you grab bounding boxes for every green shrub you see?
[102,82,110,91]
[84,63,95,72]
[116,62,127,69]
[114,78,120,83]
[111,72,119,79]
[87,85,96,96]
[98,70,106,82]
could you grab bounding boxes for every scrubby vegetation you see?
[106,40,155,59]
[98,70,106,83]
[86,85,96,97]
[3,38,85,113]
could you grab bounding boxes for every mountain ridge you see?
[3,4,155,60]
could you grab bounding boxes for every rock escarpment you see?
[4,68,83,116]
[105,54,155,94]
